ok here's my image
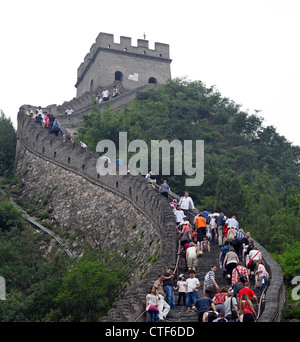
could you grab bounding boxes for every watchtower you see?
[75,32,172,97]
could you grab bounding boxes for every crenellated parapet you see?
[75,32,172,97]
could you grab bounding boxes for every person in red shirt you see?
[237,282,258,308]
[240,293,258,322]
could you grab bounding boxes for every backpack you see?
[207,311,218,322]
[214,292,227,305]
[221,245,231,258]
[236,267,248,284]
[206,216,211,225]
[223,224,228,236]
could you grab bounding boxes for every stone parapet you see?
[15,109,177,322]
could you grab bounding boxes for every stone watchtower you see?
[75,32,172,97]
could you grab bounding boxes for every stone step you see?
[162,242,263,322]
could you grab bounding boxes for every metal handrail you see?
[134,309,147,322]
[257,282,268,320]
[0,188,78,260]
[133,185,197,322]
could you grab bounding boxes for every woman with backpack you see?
[231,262,249,286]
[52,119,61,137]
[224,290,240,322]
[255,259,269,299]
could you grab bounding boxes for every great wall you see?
[14,33,286,322]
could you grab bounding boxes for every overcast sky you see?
[1,0,299,146]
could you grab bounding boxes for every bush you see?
[0,199,24,231]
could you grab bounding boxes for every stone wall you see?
[15,108,178,321]
[24,82,153,133]
[251,241,286,322]
[16,148,157,253]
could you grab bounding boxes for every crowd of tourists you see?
[26,106,71,136]
[26,106,82,145]
[145,185,269,323]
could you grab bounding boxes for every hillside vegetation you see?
[0,77,299,320]
[77,78,300,319]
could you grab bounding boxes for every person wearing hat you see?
[180,216,190,226]
[65,106,74,115]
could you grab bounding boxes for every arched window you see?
[148,77,157,84]
[90,79,94,92]
[115,71,123,82]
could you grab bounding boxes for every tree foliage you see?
[0,110,16,175]
[78,78,300,205]
[0,196,138,321]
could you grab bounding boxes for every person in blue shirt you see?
[202,209,212,219]
[192,294,216,322]
[159,180,170,198]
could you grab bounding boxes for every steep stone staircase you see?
[162,242,262,322]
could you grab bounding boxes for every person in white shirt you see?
[102,88,109,101]
[186,242,198,271]
[248,247,262,277]
[65,106,74,115]
[179,192,195,216]
[225,216,239,230]
[186,270,200,312]
[174,205,185,226]
[37,106,43,116]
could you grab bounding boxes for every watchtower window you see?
[90,79,94,92]
[115,71,123,82]
[149,77,157,84]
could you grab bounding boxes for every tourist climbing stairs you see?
[162,241,263,322]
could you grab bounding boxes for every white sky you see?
[1,0,299,146]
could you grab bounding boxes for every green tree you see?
[55,248,137,321]
[215,174,246,221]
[0,110,16,175]
[0,199,24,231]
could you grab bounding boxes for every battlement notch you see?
[75,32,172,97]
